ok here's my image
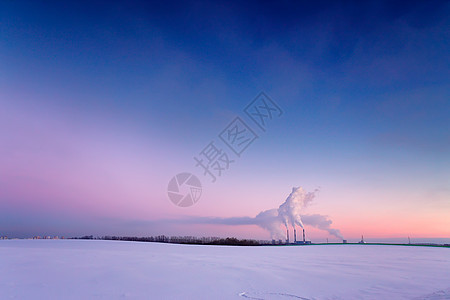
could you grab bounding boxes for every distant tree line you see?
[72,235,265,246]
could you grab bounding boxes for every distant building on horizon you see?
[358,235,366,244]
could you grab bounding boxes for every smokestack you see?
[294,227,297,243]
[286,228,290,243]
[303,229,305,242]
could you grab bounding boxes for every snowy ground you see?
[1,240,449,299]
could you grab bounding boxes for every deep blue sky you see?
[1,1,449,239]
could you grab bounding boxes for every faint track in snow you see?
[413,288,450,300]
[239,291,312,299]
[239,292,264,300]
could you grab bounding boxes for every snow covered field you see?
[1,240,449,299]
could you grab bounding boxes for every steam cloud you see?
[185,186,343,240]
[278,187,317,229]
[257,186,342,240]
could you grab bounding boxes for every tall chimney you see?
[294,227,297,243]
[286,228,290,244]
[303,229,306,242]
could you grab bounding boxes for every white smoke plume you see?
[254,209,285,240]
[301,214,343,239]
[270,186,342,240]
[177,186,343,241]
[278,187,317,230]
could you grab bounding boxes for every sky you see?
[1,1,449,241]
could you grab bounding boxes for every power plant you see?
[286,226,311,245]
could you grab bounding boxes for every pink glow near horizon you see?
[1,99,449,240]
